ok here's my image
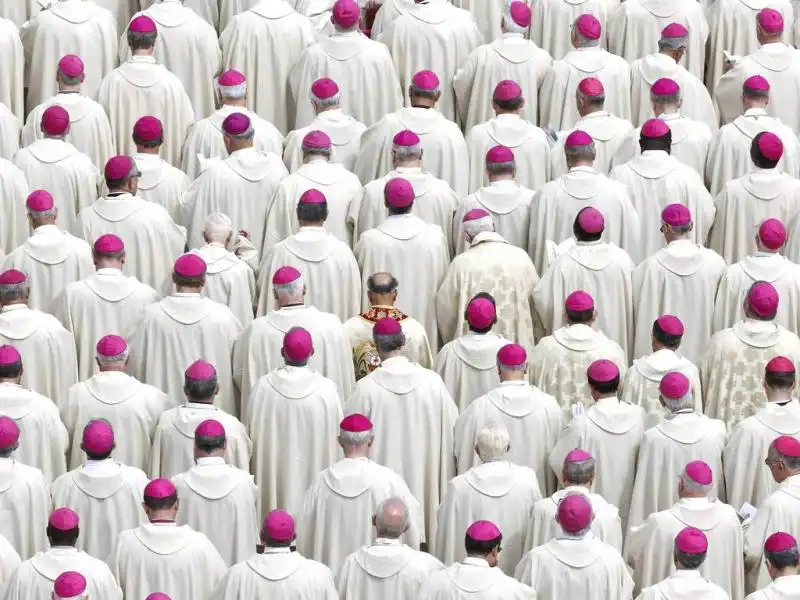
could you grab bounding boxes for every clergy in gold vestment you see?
[50,420,148,561]
[345,318,458,543]
[436,211,538,352]
[210,511,338,600]
[433,424,541,575]
[702,282,800,430]
[296,415,423,575]
[745,532,800,600]
[627,462,744,600]
[628,373,728,532]
[453,2,553,131]
[724,357,800,512]
[549,360,644,522]
[107,478,227,600]
[59,336,169,471]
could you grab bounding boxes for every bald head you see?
[367,272,399,306]
[373,497,409,538]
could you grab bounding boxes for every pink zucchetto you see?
[0,270,26,285]
[660,371,690,399]
[133,116,162,142]
[773,435,800,457]
[144,478,176,500]
[146,595,171,600]
[765,532,798,553]
[264,510,295,542]
[656,315,684,336]
[766,356,795,374]
[41,105,70,136]
[565,130,593,147]
[486,145,514,164]
[93,234,124,255]
[466,520,502,541]
[466,297,495,329]
[578,77,604,97]
[331,0,360,27]
[587,359,619,383]
[508,1,531,27]
[577,207,604,234]
[82,419,114,456]
[26,190,54,212]
[744,75,770,92]
[557,494,593,533]
[58,55,84,78]
[757,132,784,162]
[412,70,440,91]
[641,118,670,138]
[758,218,787,249]
[218,70,245,87]
[497,343,527,367]
[340,413,373,432]
[684,460,713,485]
[299,189,326,204]
[385,178,414,208]
[565,448,593,463]
[575,14,601,39]
[748,281,779,317]
[493,80,522,102]
[463,208,491,222]
[272,266,302,285]
[129,14,157,33]
[174,254,207,278]
[195,419,225,438]
[104,155,135,181]
[661,203,691,227]
[0,346,20,366]
[222,113,251,136]
[311,78,339,99]
[651,78,680,96]
[675,527,708,554]
[393,130,420,147]
[373,317,402,336]
[49,507,79,531]
[565,290,594,312]
[96,335,126,357]
[758,8,784,33]
[302,130,332,149]
[53,571,87,600]
[0,417,18,449]
[661,22,689,38]
[185,360,216,381]
[283,327,314,362]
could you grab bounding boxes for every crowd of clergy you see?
[6,0,800,599]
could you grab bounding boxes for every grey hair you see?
[563,457,596,485]
[226,127,255,142]
[0,281,30,301]
[498,361,526,373]
[770,444,800,470]
[96,349,129,367]
[475,424,510,462]
[486,160,515,175]
[574,31,600,48]
[663,391,695,412]
[340,428,374,446]
[463,215,495,239]
[502,13,527,35]
[204,211,233,242]
[680,469,712,495]
[302,145,332,159]
[27,208,57,219]
[374,331,405,354]
[393,143,423,160]
[218,82,247,100]
[565,142,596,161]
[273,278,304,301]
[658,36,688,51]
[311,91,340,106]
[652,91,682,106]
[57,72,82,86]
[374,497,409,538]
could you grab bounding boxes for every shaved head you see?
[374,497,409,538]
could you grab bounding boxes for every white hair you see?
[204,211,233,243]
[218,81,247,100]
[340,428,374,446]
[27,207,57,219]
[96,349,129,367]
[573,31,600,48]
[680,469,712,495]
[658,36,688,51]
[0,281,30,301]
[273,278,305,302]
[374,497,409,538]
[663,390,695,412]
[502,9,527,34]
[463,215,495,239]
[393,143,423,160]
[311,91,341,106]
[475,424,510,462]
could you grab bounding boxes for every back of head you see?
[639,119,672,153]
[659,372,694,412]
[374,497,410,539]
[673,527,708,570]
[474,424,510,463]
[572,14,602,48]
[184,360,218,403]
[127,15,158,51]
[751,131,783,170]
[203,211,234,246]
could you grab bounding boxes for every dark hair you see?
[588,375,620,395]
[494,97,523,112]
[652,320,682,349]
[93,249,125,261]
[144,493,178,510]
[296,201,328,223]
[465,533,502,555]
[195,434,226,453]
[172,273,205,288]
[675,549,706,570]
[583,94,605,108]
[127,30,157,51]
[47,525,79,547]
[573,219,602,243]
[766,370,796,389]
[374,332,405,354]
[262,533,293,548]
[133,133,163,149]
[185,377,217,401]
[465,293,497,334]
[566,308,594,324]
[387,204,413,216]
[640,131,672,154]
[766,547,800,569]
[367,274,399,295]
[751,132,781,170]
[0,447,15,459]
[84,448,113,461]
[0,361,22,379]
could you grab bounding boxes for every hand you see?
[238,230,250,240]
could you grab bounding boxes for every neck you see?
[657,104,679,115]
[98,365,126,373]
[147,512,175,523]
[298,220,325,228]
[175,285,203,294]
[187,397,214,405]
[679,491,707,499]
[394,159,421,169]
[136,146,160,156]
[488,174,514,183]
[44,135,66,142]
[131,48,155,57]
[593,392,617,401]
[223,98,247,108]
[500,371,525,382]
[343,446,370,459]
[58,84,81,93]
[580,106,602,116]
[495,109,519,117]
[278,297,305,308]
[774,567,800,578]
[369,297,395,307]
[229,141,253,153]
[666,234,691,244]
[745,101,768,111]
[196,450,224,459]
[315,104,339,114]
[107,188,128,196]
[304,155,329,164]
[661,49,681,61]
[410,96,435,109]
[567,159,594,169]
[0,377,19,385]
[757,246,780,254]
[378,350,403,361]
[32,219,56,228]
[761,35,782,45]
[95,261,123,271]
[0,300,26,307]
[768,392,794,404]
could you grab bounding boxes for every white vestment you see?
[0,2,37,28]
[380,0,482,124]
[0,103,19,164]
[627,497,744,599]
[453,34,553,131]
[13,139,99,232]
[0,535,19,588]
[97,56,195,166]
[632,241,727,362]
[465,114,550,193]
[23,93,113,169]
[345,355,458,540]
[701,320,800,429]
[710,170,800,264]
[528,165,640,274]
[108,522,227,600]
[620,349,702,428]
[436,231,538,352]
[422,557,535,600]
[0,305,77,406]
[531,0,606,60]
[246,366,342,516]
[610,150,715,265]
[433,461,541,575]
[434,331,509,412]
[705,109,800,196]
[746,574,800,600]
[539,47,632,131]
[629,53,717,128]
[0,160,30,256]
[283,110,366,173]
[50,460,148,560]
[296,457,423,575]
[724,399,800,517]
[181,105,284,180]
[533,240,635,360]
[627,412,728,530]
[355,215,449,350]
[353,107,469,196]
[73,192,186,289]
[132,152,190,218]
[2,225,93,313]
[551,111,634,177]
[150,402,251,478]
[637,571,731,600]
[20,0,117,112]
[453,182,533,254]
[0,459,50,560]
[172,457,259,566]
[233,305,354,409]
[549,396,645,521]
[59,372,169,471]
[0,22,21,127]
